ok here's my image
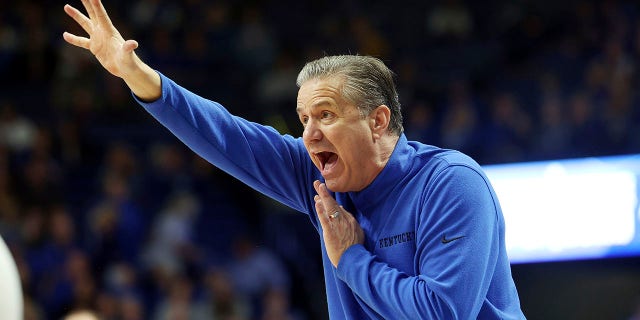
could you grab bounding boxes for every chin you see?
[324,179,356,193]
[324,179,343,192]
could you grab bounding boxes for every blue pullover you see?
[136,73,526,319]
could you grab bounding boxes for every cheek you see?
[329,123,370,155]
[303,146,316,162]
[341,128,371,149]
[336,138,361,163]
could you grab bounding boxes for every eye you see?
[300,115,309,125]
[321,111,334,120]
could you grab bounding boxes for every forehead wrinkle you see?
[296,95,338,114]
[296,100,332,115]
[296,77,346,115]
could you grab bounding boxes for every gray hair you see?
[296,55,403,135]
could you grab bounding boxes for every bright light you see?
[483,155,640,263]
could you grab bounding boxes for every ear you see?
[369,105,391,139]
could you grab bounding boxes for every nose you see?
[302,119,322,144]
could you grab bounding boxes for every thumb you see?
[122,39,138,53]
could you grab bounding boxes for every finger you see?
[314,195,332,228]
[313,180,322,193]
[314,194,322,211]
[64,4,93,35]
[313,181,338,212]
[80,0,96,21]
[63,32,91,49]
[90,0,113,27]
[314,194,325,217]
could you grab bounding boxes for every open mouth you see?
[316,151,338,172]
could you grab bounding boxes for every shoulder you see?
[411,146,501,224]
[408,140,483,176]
[404,141,496,203]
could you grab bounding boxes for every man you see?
[63,0,526,318]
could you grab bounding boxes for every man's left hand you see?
[313,180,365,268]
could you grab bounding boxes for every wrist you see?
[123,59,161,102]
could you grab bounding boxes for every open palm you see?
[63,0,140,79]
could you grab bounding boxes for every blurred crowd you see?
[1,0,640,319]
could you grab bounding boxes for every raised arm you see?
[63,0,161,101]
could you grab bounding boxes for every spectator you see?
[226,235,290,317]
[201,268,250,320]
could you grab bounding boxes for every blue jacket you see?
[136,73,526,319]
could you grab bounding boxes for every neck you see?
[350,133,401,192]
[374,134,400,174]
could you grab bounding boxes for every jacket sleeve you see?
[336,164,502,319]
[134,72,316,214]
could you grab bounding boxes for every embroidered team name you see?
[378,231,416,248]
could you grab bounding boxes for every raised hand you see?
[313,180,365,268]
[63,0,139,78]
[63,0,160,100]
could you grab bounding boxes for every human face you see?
[296,77,379,192]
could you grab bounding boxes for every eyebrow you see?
[296,100,333,115]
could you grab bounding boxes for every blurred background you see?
[1,0,640,319]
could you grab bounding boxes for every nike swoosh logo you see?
[441,235,465,244]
